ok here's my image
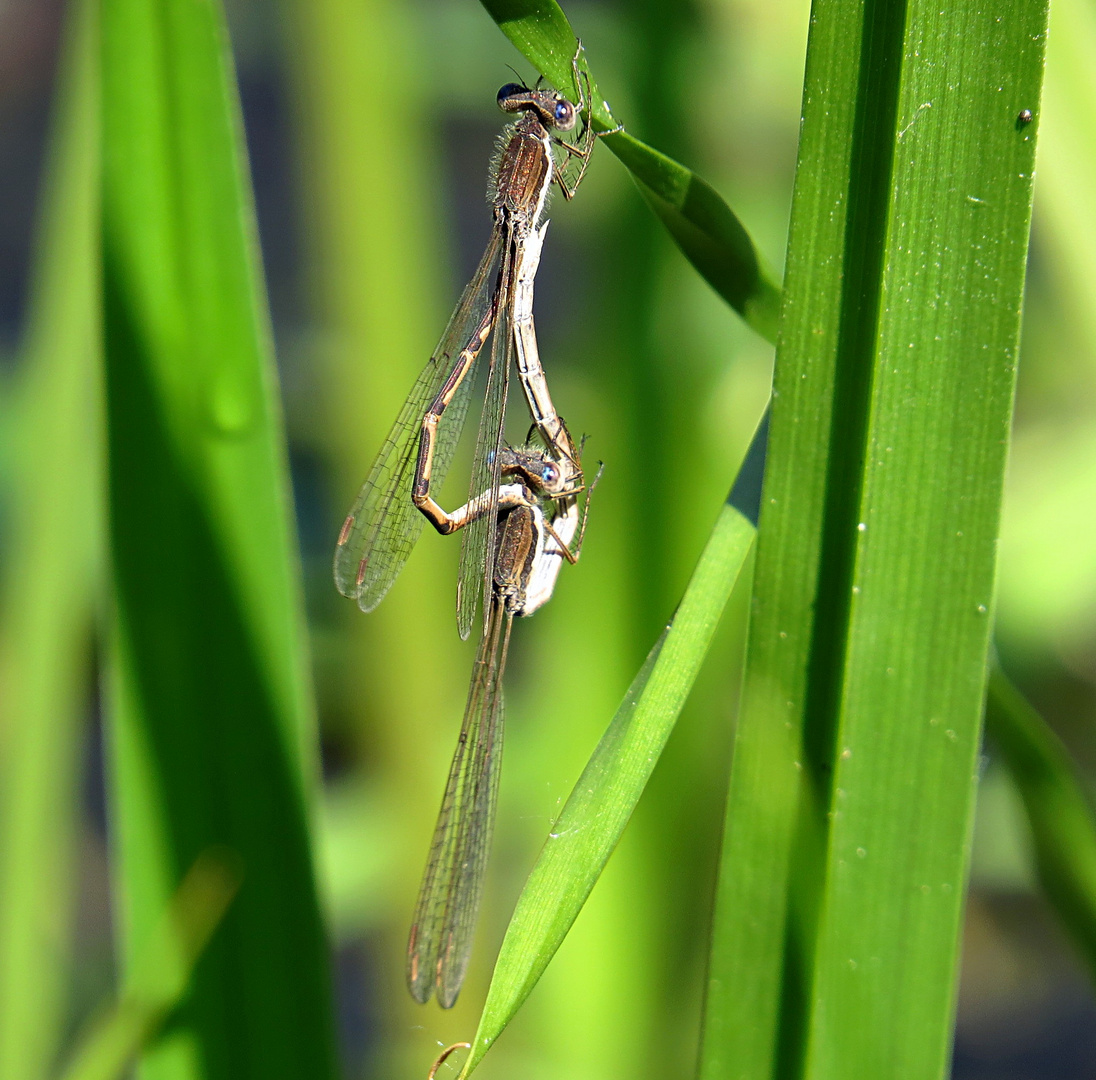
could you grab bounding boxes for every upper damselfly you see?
[333,48,612,640]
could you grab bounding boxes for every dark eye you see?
[542,464,559,484]
[554,101,571,123]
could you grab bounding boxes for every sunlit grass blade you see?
[985,663,1096,983]
[478,0,781,340]
[701,0,1049,1075]
[454,412,767,1077]
[101,1,337,1076]
[57,852,239,1080]
[0,3,100,1078]
[1033,0,1096,357]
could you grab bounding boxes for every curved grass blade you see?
[478,0,782,342]
[607,134,782,342]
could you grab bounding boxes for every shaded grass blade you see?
[101,1,337,1076]
[57,853,239,1080]
[701,0,1049,1075]
[0,3,101,1077]
[986,663,1096,984]
[478,0,782,340]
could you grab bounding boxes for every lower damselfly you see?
[406,444,598,1007]
[333,46,615,640]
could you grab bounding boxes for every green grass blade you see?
[100,1,337,1077]
[985,663,1096,983]
[0,3,100,1077]
[700,0,1048,1075]
[609,135,782,342]
[455,408,766,1075]
[57,853,239,1080]
[478,0,782,340]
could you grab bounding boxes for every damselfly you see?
[333,49,611,639]
[406,444,597,1007]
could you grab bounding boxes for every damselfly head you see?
[497,446,573,497]
[519,457,565,496]
[497,84,578,133]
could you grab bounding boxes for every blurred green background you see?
[0,0,1094,1077]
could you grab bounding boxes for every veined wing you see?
[406,598,513,1008]
[455,231,516,639]
[333,228,504,611]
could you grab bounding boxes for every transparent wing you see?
[333,229,504,611]
[455,233,515,639]
[406,600,513,1008]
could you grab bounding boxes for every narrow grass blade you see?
[57,853,239,1080]
[985,663,1096,983]
[455,405,764,1076]
[0,3,100,1078]
[701,0,1049,1075]
[478,0,782,340]
[101,1,337,1076]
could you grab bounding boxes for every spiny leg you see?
[412,303,497,534]
[554,46,623,199]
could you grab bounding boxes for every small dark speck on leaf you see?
[1016,109,1033,128]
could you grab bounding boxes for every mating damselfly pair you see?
[333,46,614,1009]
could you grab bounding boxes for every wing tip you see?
[336,513,355,547]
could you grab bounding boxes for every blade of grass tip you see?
[604,134,783,343]
[478,0,783,341]
[455,413,768,1078]
[0,3,100,1078]
[985,661,1096,984]
[57,852,241,1080]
